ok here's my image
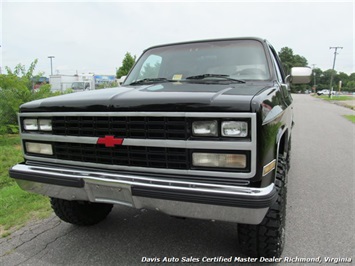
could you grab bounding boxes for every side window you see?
[138,55,162,79]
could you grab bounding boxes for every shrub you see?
[0,60,61,134]
[0,84,58,134]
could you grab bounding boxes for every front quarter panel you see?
[251,85,292,187]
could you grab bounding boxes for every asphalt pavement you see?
[0,94,354,266]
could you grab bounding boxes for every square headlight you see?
[39,119,52,131]
[23,119,39,131]
[23,118,52,131]
[221,121,248,137]
[25,142,53,155]
[192,120,218,136]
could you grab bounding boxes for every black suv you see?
[10,37,311,257]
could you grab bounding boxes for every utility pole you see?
[48,56,55,76]
[329,47,343,98]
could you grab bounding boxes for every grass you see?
[344,115,355,123]
[0,135,51,237]
[318,95,354,101]
[0,136,23,187]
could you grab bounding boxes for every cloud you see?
[1,1,353,75]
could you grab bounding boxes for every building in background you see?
[49,74,117,92]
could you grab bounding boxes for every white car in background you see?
[317,89,335,96]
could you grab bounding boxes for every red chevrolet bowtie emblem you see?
[97,136,123,147]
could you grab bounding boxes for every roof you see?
[144,37,267,52]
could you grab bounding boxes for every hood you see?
[20,82,271,113]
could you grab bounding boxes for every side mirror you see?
[289,67,312,84]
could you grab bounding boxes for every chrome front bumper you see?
[10,163,277,225]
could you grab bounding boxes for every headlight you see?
[23,118,52,131]
[23,119,39,130]
[192,152,246,168]
[192,120,218,136]
[221,121,248,137]
[25,142,53,155]
[39,119,52,131]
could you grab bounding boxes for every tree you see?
[116,52,136,78]
[293,54,308,67]
[310,68,323,89]
[5,59,40,91]
[347,81,355,91]
[0,60,57,134]
[278,47,308,92]
[278,47,308,75]
[278,47,294,75]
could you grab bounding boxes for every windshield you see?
[124,40,270,85]
[72,82,84,89]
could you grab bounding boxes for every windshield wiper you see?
[129,78,174,85]
[185,74,245,83]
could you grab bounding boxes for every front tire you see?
[50,198,113,226]
[286,138,292,172]
[238,155,287,257]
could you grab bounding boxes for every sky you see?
[1,0,354,77]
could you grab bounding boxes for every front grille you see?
[52,116,188,140]
[53,142,189,170]
[21,113,256,180]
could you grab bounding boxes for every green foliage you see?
[278,47,354,93]
[344,115,355,123]
[0,133,51,237]
[278,47,308,93]
[116,52,136,78]
[62,88,74,94]
[318,95,353,101]
[0,60,60,134]
[96,81,119,89]
[312,69,355,92]
[5,59,40,91]
[0,135,22,188]
[278,47,308,75]
[0,185,51,236]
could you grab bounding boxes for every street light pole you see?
[48,56,55,76]
[329,47,342,98]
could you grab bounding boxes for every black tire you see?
[50,198,113,226]
[286,138,291,172]
[238,155,287,257]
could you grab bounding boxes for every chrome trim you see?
[21,134,98,145]
[132,197,268,224]
[19,112,257,178]
[24,156,253,178]
[12,163,272,224]
[21,134,253,150]
[123,139,253,150]
[20,112,256,118]
[12,164,269,194]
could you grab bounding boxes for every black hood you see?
[20,82,271,113]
